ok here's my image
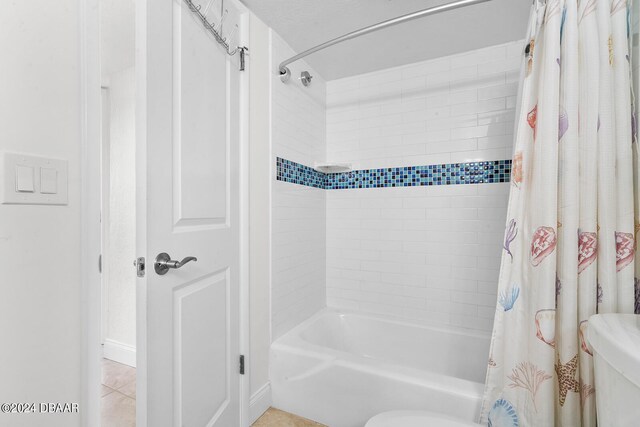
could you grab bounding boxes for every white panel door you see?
[138,0,243,425]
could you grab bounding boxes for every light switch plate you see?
[1,152,68,205]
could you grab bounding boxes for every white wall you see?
[0,1,82,426]
[100,0,136,367]
[325,41,523,332]
[271,32,327,340]
[248,12,272,421]
[103,67,137,364]
[247,22,329,422]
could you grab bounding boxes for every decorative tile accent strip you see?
[276,157,512,190]
[276,157,326,189]
[325,160,512,189]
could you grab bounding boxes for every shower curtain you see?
[480,0,639,426]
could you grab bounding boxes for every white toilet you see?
[365,410,481,427]
[588,314,640,427]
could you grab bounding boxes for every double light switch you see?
[2,152,68,205]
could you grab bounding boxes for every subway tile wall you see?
[271,32,328,340]
[325,40,524,331]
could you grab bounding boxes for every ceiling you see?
[240,0,531,80]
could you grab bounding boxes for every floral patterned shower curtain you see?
[480,0,639,426]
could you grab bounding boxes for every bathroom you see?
[1,0,640,426]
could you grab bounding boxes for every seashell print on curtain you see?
[480,0,639,426]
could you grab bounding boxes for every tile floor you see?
[101,358,136,427]
[252,408,327,427]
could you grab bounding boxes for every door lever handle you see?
[154,252,198,275]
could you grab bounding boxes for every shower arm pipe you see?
[278,0,492,79]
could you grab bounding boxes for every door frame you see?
[80,0,102,425]
[80,0,252,425]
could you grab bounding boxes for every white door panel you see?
[139,0,243,425]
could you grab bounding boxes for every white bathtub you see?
[270,309,491,427]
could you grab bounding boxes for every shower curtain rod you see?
[278,0,493,81]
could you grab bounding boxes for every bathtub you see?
[270,309,491,427]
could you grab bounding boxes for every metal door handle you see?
[154,252,198,275]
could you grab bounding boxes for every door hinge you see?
[239,355,245,375]
[98,254,102,273]
[134,257,146,277]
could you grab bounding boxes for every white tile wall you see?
[326,40,523,171]
[326,184,510,331]
[271,32,327,339]
[325,40,524,331]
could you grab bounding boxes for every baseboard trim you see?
[249,382,271,424]
[102,339,136,368]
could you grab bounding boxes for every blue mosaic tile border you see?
[276,157,326,189]
[276,157,512,190]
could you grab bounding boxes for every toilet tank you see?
[588,314,640,427]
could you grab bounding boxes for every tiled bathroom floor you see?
[252,408,327,427]
[101,358,136,427]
